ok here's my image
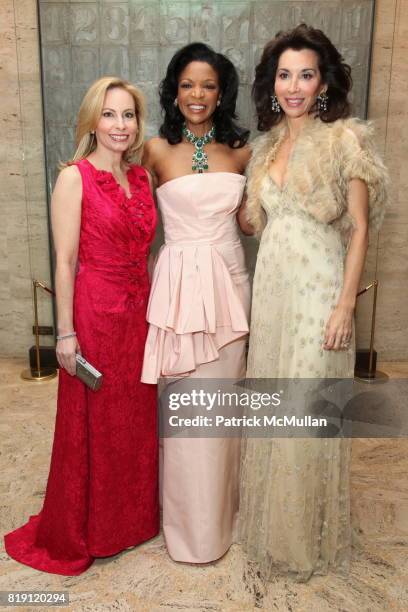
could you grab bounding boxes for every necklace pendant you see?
[192,149,208,173]
[182,123,215,174]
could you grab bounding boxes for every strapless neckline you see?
[156,172,246,193]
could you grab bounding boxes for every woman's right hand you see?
[56,336,81,376]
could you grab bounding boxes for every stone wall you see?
[0,0,406,360]
[356,0,408,360]
[0,0,53,356]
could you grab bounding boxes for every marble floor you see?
[0,358,407,611]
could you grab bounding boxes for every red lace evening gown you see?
[4,159,159,575]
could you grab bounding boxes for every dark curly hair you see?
[159,42,249,148]
[253,24,352,131]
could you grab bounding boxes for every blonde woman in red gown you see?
[4,77,159,575]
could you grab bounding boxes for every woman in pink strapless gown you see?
[141,43,251,562]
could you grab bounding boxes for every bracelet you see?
[56,331,77,341]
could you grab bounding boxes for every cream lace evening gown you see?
[239,180,352,581]
[238,118,388,582]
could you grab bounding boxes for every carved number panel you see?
[39,1,375,186]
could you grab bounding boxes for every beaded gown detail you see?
[142,172,250,563]
[4,159,159,575]
[238,118,388,581]
[239,178,353,582]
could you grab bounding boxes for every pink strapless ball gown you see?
[142,172,250,563]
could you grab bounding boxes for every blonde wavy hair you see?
[63,76,146,167]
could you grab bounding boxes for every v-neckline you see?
[267,132,296,193]
[266,117,318,192]
[84,158,133,200]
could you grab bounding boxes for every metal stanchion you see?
[355,280,388,383]
[21,280,57,382]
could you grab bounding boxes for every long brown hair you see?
[253,24,352,131]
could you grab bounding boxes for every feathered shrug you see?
[245,117,388,244]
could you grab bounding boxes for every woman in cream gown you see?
[142,43,251,563]
[238,25,388,581]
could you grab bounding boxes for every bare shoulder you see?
[57,164,81,186]
[52,165,82,207]
[53,165,82,198]
[143,137,171,172]
[145,137,171,157]
[230,143,252,172]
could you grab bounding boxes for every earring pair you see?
[271,92,329,113]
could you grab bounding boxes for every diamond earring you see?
[216,99,221,107]
[173,98,178,107]
[270,94,281,113]
[317,92,328,113]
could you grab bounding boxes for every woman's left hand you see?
[323,304,354,351]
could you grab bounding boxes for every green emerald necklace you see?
[182,123,216,173]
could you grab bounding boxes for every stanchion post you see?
[355,279,388,383]
[21,280,57,382]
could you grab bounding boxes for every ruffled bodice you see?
[141,172,249,382]
[75,159,156,311]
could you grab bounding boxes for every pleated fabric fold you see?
[142,242,249,382]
